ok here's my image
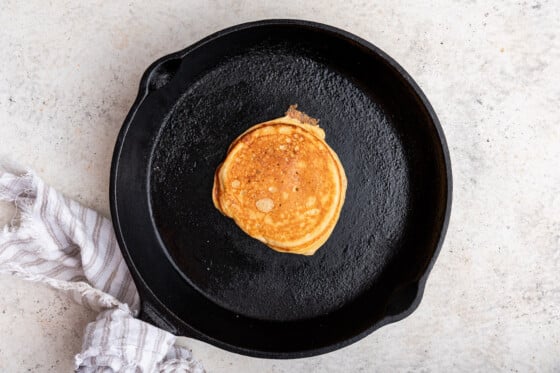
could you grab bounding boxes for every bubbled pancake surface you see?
[213,112,346,255]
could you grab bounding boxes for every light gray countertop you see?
[1,1,559,371]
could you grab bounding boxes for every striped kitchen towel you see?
[0,166,204,373]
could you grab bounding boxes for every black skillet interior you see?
[111,20,451,358]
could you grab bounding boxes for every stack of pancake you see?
[213,106,347,255]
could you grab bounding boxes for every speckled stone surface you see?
[1,1,559,372]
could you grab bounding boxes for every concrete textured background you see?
[1,1,559,371]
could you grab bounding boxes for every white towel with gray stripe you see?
[0,167,204,373]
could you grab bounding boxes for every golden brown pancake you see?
[213,106,347,255]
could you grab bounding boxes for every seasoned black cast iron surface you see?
[111,20,451,358]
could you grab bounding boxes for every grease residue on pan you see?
[150,40,411,321]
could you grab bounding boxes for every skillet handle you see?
[137,293,180,336]
[145,57,182,93]
[384,281,421,318]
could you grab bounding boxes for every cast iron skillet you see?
[110,19,452,358]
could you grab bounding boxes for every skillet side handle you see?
[138,297,179,336]
[384,281,421,318]
[146,57,182,93]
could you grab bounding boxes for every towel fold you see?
[0,167,204,373]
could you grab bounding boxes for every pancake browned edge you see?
[213,105,347,255]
